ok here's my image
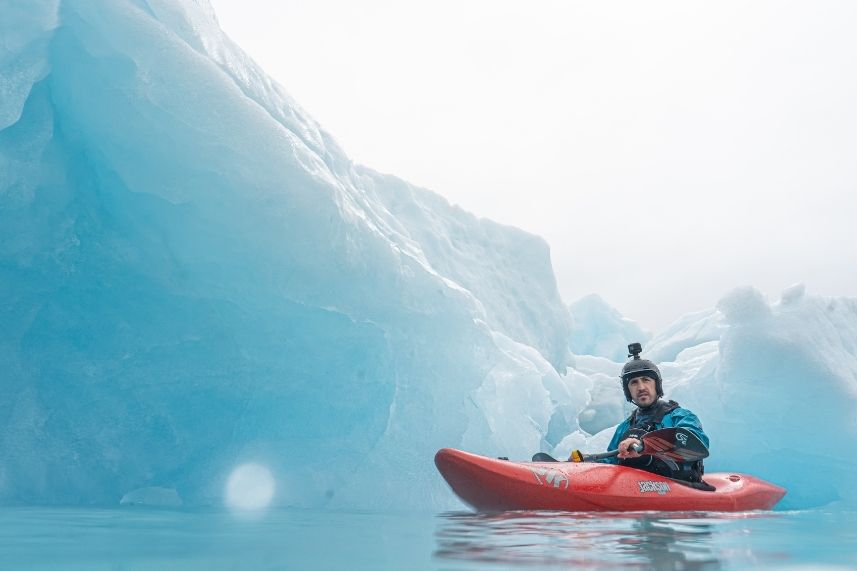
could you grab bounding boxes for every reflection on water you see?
[434,511,780,570]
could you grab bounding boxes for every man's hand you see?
[617,437,643,459]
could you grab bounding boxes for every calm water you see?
[1,507,855,570]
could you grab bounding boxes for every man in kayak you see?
[601,343,711,486]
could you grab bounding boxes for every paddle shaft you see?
[578,442,643,462]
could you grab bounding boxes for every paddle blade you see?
[642,427,709,462]
[531,452,559,462]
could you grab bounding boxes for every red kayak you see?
[435,448,786,512]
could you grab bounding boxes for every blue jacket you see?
[600,402,709,467]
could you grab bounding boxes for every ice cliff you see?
[1,0,855,511]
[0,0,573,508]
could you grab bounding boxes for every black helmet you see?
[620,342,663,402]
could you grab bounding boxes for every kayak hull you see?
[435,448,786,512]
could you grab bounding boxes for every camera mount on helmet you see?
[627,342,643,360]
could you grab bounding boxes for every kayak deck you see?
[435,448,786,512]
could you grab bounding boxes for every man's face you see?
[628,376,657,407]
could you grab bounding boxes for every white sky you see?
[210,0,857,331]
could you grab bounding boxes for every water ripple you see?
[433,511,789,570]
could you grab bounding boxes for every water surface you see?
[1,507,854,570]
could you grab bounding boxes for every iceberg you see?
[0,0,574,508]
[568,293,650,362]
[570,286,857,510]
[697,286,857,508]
[2,0,855,512]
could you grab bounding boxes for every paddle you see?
[530,447,642,462]
[531,427,709,463]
